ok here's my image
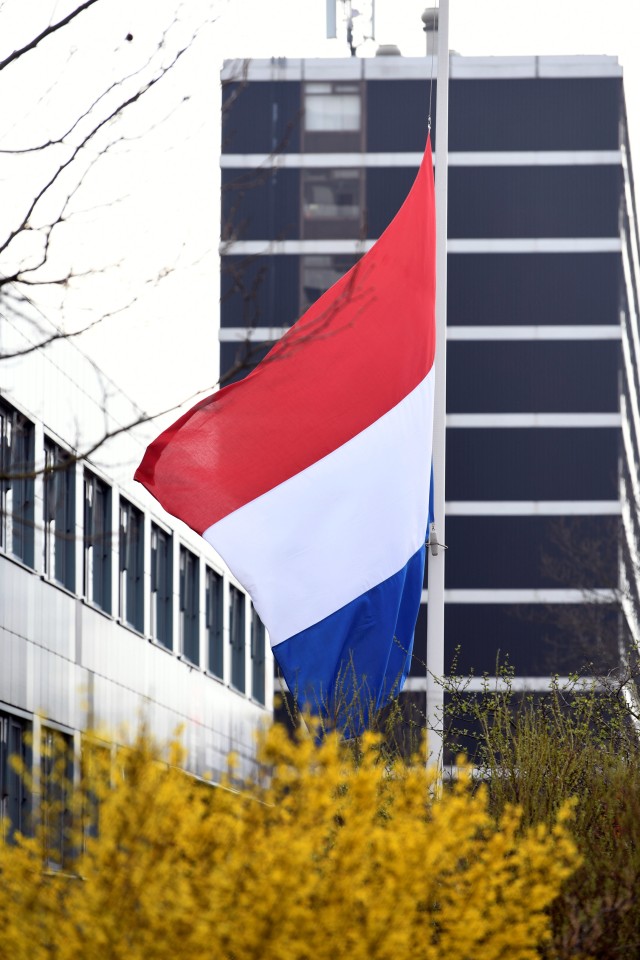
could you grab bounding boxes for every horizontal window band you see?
[222,55,622,84]
[220,150,622,169]
[403,676,607,693]
[446,413,621,428]
[273,675,606,694]
[448,325,621,340]
[220,325,622,343]
[452,238,622,254]
[420,588,617,604]
[221,238,622,256]
[445,500,621,516]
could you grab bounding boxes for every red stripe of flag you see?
[135,139,436,534]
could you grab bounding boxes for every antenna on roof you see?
[326,1,376,50]
[326,0,337,37]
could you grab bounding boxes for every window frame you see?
[40,726,74,869]
[251,607,266,705]
[0,710,31,843]
[43,438,76,592]
[119,498,144,633]
[301,167,364,239]
[0,400,35,567]
[83,470,112,614]
[302,81,364,152]
[299,253,361,314]
[150,522,173,650]
[229,584,246,693]
[179,546,200,666]
[206,566,224,679]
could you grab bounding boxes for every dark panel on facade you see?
[411,601,619,678]
[450,77,622,152]
[448,166,621,239]
[366,80,432,153]
[222,80,301,154]
[365,167,416,238]
[366,77,621,153]
[220,255,300,329]
[220,340,274,385]
[447,252,621,326]
[443,515,619,590]
[368,165,621,241]
[446,428,619,500]
[444,603,620,676]
[221,168,300,242]
[447,340,620,413]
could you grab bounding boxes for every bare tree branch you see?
[0,0,102,73]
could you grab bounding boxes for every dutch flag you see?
[135,137,436,731]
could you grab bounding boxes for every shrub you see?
[444,674,640,960]
[0,723,578,960]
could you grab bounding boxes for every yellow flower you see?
[0,723,579,960]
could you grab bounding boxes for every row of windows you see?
[221,76,621,154]
[220,252,622,331]
[0,712,75,862]
[412,601,621,678]
[0,399,266,704]
[221,164,622,243]
[1,713,132,865]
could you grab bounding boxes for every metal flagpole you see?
[426,0,449,769]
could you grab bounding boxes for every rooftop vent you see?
[421,7,438,56]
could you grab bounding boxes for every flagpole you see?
[426,0,449,769]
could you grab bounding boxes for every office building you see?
[0,307,272,845]
[218,53,640,718]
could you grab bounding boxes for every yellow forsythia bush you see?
[0,724,579,960]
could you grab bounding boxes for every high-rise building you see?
[219,53,640,721]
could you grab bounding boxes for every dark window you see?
[151,524,172,649]
[43,440,76,591]
[448,76,622,152]
[206,567,224,678]
[443,515,619,591]
[446,428,619,502]
[0,711,30,842]
[220,340,273,387]
[40,727,74,868]
[447,340,620,414]
[448,165,621,240]
[221,79,301,154]
[447,252,621,328]
[411,601,620,681]
[300,254,360,313]
[221,168,299,243]
[365,77,621,153]
[179,547,199,665]
[302,169,363,239]
[251,608,266,705]
[229,585,246,692]
[119,499,144,632]
[0,400,34,567]
[303,81,363,151]
[366,79,432,153]
[83,471,112,613]
[220,255,300,330]
[365,167,416,239]
[81,738,111,843]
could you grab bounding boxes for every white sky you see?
[2,0,640,429]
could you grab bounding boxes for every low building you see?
[0,305,272,844]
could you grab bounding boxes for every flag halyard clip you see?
[427,522,447,557]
